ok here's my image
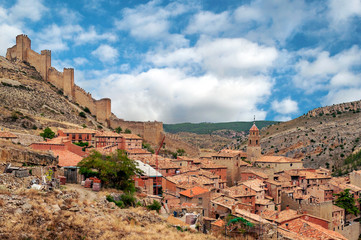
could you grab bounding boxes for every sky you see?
[1,0,361,124]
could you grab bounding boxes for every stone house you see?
[179,186,210,217]
[0,131,17,141]
[253,156,303,174]
[134,160,162,195]
[306,185,333,202]
[58,129,97,146]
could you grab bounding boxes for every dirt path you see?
[65,184,98,202]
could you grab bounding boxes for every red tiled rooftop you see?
[59,128,97,134]
[95,131,121,137]
[126,149,151,154]
[120,133,142,139]
[250,123,259,131]
[51,150,83,167]
[212,219,225,227]
[179,186,209,198]
[0,131,17,138]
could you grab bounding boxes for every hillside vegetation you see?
[258,100,361,171]
[164,121,278,134]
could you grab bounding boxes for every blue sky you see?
[1,0,361,124]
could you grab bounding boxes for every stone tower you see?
[247,122,262,162]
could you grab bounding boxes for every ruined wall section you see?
[96,98,111,125]
[63,68,75,100]
[109,117,165,145]
[74,85,97,115]
[48,67,63,90]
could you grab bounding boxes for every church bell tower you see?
[247,118,262,162]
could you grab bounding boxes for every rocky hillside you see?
[0,56,104,133]
[258,100,361,170]
[0,174,214,240]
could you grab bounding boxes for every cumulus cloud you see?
[73,57,88,66]
[328,0,361,23]
[114,0,189,48]
[293,46,361,91]
[8,0,47,22]
[271,97,299,115]
[0,24,22,56]
[96,68,271,123]
[91,44,118,63]
[185,11,231,36]
[75,26,117,45]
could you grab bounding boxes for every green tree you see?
[79,111,86,118]
[40,127,55,140]
[124,128,132,134]
[334,189,359,222]
[77,150,143,193]
[115,127,122,134]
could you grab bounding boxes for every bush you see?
[79,112,86,118]
[115,127,122,134]
[83,107,91,114]
[120,193,137,207]
[147,200,161,212]
[124,128,132,134]
[40,127,55,140]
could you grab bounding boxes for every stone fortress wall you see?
[6,34,163,144]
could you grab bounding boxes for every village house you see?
[306,184,333,202]
[95,131,122,148]
[58,128,97,146]
[179,186,210,217]
[120,133,143,150]
[253,156,303,174]
[238,179,266,200]
[134,160,162,195]
[240,170,269,182]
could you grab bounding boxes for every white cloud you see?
[293,46,361,93]
[147,37,278,78]
[73,57,88,66]
[75,26,117,45]
[323,88,361,106]
[0,24,22,56]
[91,44,118,63]
[328,0,361,23]
[114,0,189,48]
[9,0,47,22]
[185,11,231,36]
[58,8,82,24]
[274,115,292,122]
[271,97,299,115]
[96,68,272,123]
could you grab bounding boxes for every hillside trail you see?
[64,184,98,202]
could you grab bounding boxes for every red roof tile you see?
[51,150,83,167]
[0,132,17,138]
[179,186,209,198]
[250,123,259,131]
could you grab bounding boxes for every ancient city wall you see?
[5,34,164,143]
[74,86,97,115]
[48,67,64,90]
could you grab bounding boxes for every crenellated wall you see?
[6,34,164,144]
[6,34,112,126]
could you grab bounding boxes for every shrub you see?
[79,112,86,118]
[147,200,161,212]
[83,107,91,114]
[124,128,132,134]
[40,127,55,140]
[115,127,122,134]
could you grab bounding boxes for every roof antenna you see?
[253,115,256,124]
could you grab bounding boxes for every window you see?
[198,197,203,205]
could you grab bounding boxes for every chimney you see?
[286,205,289,210]
[190,189,193,196]
[285,223,289,229]
[275,213,279,219]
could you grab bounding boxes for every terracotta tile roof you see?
[278,227,314,240]
[179,186,209,198]
[126,149,151,155]
[212,151,246,158]
[255,199,274,205]
[255,155,302,163]
[219,149,247,158]
[242,170,269,179]
[211,195,237,209]
[280,218,347,240]
[250,123,259,131]
[263,209,299,223]
[51,150,83,167]
[120,133,142,139]
[211,219,225,227]
[95,131,121,137]
[234,208,270,224]
[240,179,266,192]
[200,162,227,169]
[59,128,96,134]
[225,185,256,197]
[38,137,70,145]
[0,131,17,138]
